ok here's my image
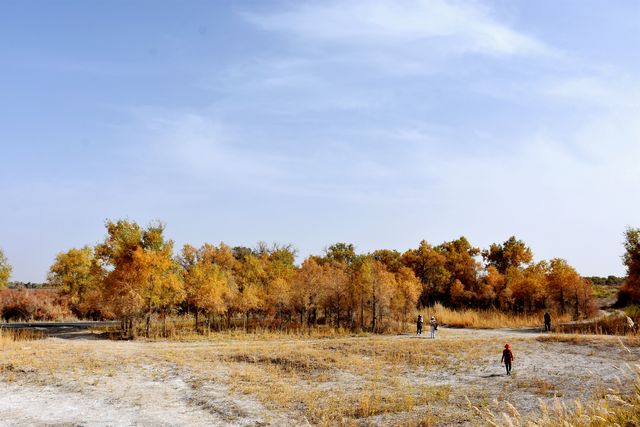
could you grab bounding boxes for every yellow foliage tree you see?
[181,244,236,332]
[0,248,13,289]
[47,246,97,317]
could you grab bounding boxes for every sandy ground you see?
[1,328,638,426]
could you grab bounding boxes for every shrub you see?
[0,288,71,321]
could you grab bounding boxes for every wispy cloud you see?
[245,0,551,57]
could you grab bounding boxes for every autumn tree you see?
[323,243,362,328]
[230,251,266,329]
[401,241,451,306]
[483,236,533,274]
[546,258,583,317]
[319,260,350,327]
[95,220,184,337]
[369,261,395,331]
[292,258,324,326]
[180,244,236,332]
[436,237,481,305]
[0,248,12,289]
[480,266,505,308]
[262,244,296,324]
[372,249,404,273]
[508,262,548,313]
[449,279,470,307]
[619,227,640,305]
[134,246,184,336]
[47,246,98,317]
[390,267,422,327]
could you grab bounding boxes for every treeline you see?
[585,276,624,287]
[7,281,47,289]
[41,220,596,336]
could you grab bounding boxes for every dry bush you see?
[0,288,72,321]
[421,303,572,329]
[0,328,44,344]
[555,314,638,336]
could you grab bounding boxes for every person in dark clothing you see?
[416,315,424,335]
[544,312,551,332]
[501,343,514,375]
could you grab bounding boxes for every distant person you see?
[544,312,552,332]
[416,314,424,335]
[430,316,437,339]
[501,343,514,376]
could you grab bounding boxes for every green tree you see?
[0,248,12,289]
[483,236,533,274]
[325,243,357,265]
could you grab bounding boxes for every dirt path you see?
[0,357,288,427]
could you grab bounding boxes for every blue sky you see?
[1,0,639,282]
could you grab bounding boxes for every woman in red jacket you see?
[501,343,514,375]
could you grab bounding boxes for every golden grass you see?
[476,371,640,426]
[537,333,640,348]
[1,328,637,426]
[554,314,638,336]
[420,303,572,329]
[0,328,44,344]
[592,284,620,299]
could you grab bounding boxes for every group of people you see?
[412,312,555,376]
[415,314,437,339]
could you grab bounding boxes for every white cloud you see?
[246,0,550,57]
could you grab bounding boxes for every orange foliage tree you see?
[41,221,599,332]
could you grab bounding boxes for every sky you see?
[1,0,639,282]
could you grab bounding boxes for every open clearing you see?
[1,328,639,426]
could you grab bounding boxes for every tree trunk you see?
[371,300,377,332]
[145,312,151,338]
[162,312,167,337]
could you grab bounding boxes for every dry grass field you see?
[1,327,640,426]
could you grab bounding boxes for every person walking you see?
[416,314,424,335]
[544,312,551,332]
[429,316,437,339]
[501,343,514,375]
